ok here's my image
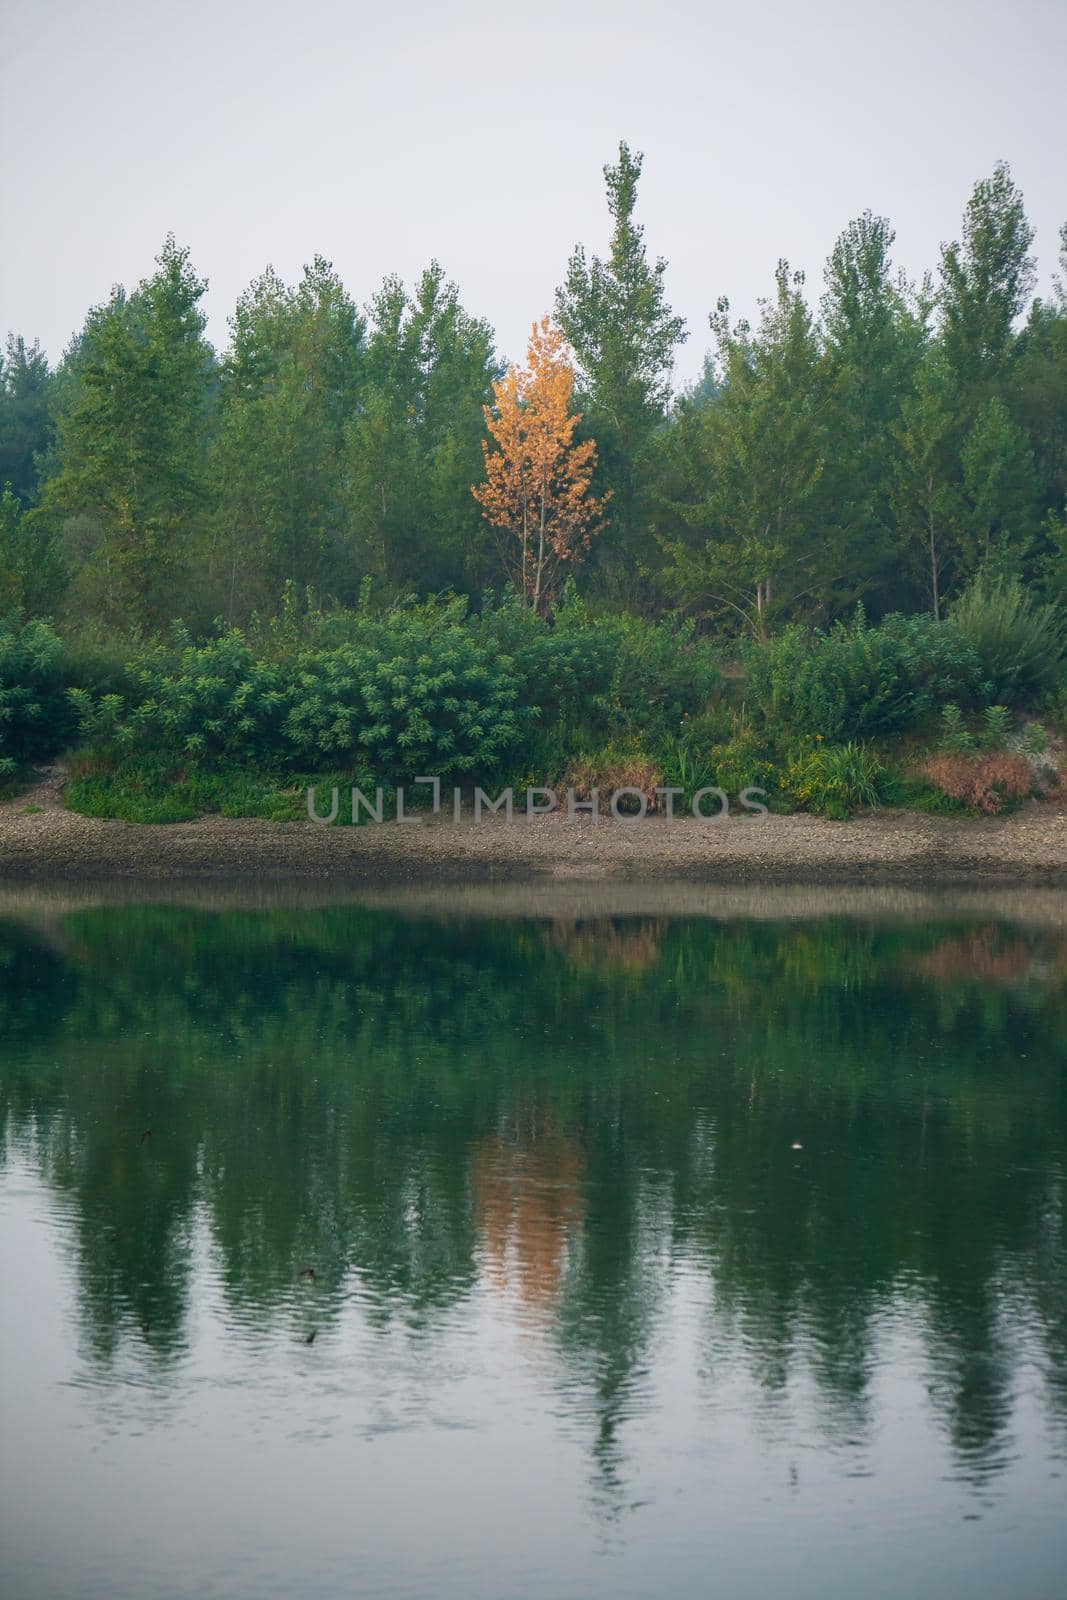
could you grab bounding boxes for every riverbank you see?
[1,768,1066,887]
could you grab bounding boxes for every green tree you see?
[344,264,497,596]
[1040,500,1067,602]
[0,483,65,618]
[0,487,24,615]
[959,395,1040,577]
[0,335,54,507]
[939,163,1036,414]
[555,142,686,579]
[890,349,964,619]
[32,237,214,628]
[1012,222,1067,533]
[657,265,830,638]
[890,169,1041,612]
[209,257,365,620]
[819,213,927,608]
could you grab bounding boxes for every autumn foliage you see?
[473,317,606,613]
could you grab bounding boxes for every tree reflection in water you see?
[1,902,1064,1509]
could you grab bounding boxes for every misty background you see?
[2,0,1064,379]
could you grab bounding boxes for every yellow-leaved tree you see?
[473,317,607,613]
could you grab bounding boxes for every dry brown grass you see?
[559,754,665,814]
[918,751,1034,815]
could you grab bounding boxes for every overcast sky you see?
[2,0,1063,382]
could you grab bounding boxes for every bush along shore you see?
[0,575,1064,835]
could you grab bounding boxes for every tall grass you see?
[949,574,1065,705]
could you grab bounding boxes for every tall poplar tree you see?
[819,213,927,607]
[556,142,686,577]
[939,163,1036,416]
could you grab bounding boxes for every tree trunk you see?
[754,580,769,642]
[926,476,940,621]
[534,489,547,615]
[519,464,530,606]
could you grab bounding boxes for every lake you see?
[1,890,1065,1598]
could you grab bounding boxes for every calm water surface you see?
[1,896,1065,1598]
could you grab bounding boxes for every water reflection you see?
[474,1122,585,1318]
[1,902,1065,1544]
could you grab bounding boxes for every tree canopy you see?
[2,153,1064,635]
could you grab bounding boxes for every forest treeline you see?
[2,145,1065,638]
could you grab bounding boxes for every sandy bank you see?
[1,769,1065,890]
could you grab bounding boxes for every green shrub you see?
[981,705,1013,748]
[1016,721,1049,755]
[938,704,976,753]
[786,742,884,818]
[67,606,526,782]
[678,704,736,748]
[879,767,968,814]
[949,574,1065,705]
[661,735,719,808]
[707,728,780,801]
[111,629,287,764]
[0,619,76,773]
[284,609,527,781]
[59,625,151,701]
[481,587,721,747]
[662,709,780,808]
[63,597,722,795]
[742,608,981,743]
[599,613,721,741]
[482,595,617,739]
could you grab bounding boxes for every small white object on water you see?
[791,1142,803,1150]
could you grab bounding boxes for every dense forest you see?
[1,146,1065,818]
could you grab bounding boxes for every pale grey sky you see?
[2,0,1064,381]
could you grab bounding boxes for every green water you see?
[1,895,1065,1599]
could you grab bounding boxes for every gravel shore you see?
[2,768,1066,889]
